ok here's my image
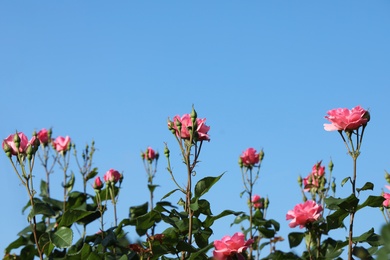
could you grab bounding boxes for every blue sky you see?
[1,1,390,258]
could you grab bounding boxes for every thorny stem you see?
[10,154,43,260]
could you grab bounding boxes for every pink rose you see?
[171,114,210,141]
[252,194,262,209]
[240,148,260,168]
[52,136,71,152]
[144,147,158,161]
[324,105,369,131]
[37,128,49,145]
[383,193,390,208]
[103,169,121,184]
[213,232,254,260]
[286,200,323,228]
[3,132,30,155]
[92,176,104,190]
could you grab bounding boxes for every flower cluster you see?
[303,161,326,191]
[168,113,210,141]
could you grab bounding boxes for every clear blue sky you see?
[1,1,389,258]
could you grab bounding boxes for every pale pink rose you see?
[286,200,323,228]
[144,147,158,161]
[92,176,104,190]
[52,136,71,152]
[324,105,369,131]
[240,148,260,167]
[103,169,121,184]
[252,194,262,209]
[2,132,29,155]
[37,128,49,145]
[172,114,210,141]
[213,232,254,260]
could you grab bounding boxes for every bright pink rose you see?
[252,194,262,209]
[383,193,390,208]
[52,136,71,152]
[172,114,210,141]
[240,148,260,167]
[286,200,323,228]
[213,232,254,260]
[324,105,369,131]
[2,132,30,155]
[92,176,104,190]
[104,169,121,184]
[144,147,158,161]
[37,128,49,145]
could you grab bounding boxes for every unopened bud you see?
[141,152,145,160]
[264,197,269,209]
[2,142,11,154]
[176,120,182,133]
[328,160,334,172]
[259,150,264,161]
[297,175,302,187]
[164,146,170,158]
[26,145,34,157]
[155,152,160,161]
[363,111,370,124]
[331,181,336,194]
[385,171,390,184]
[13,133,20,149]
[191,107,197,123]
[238,157,243,168]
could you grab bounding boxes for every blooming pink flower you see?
[92,176,104,190]
[3,132,30,155]
[171,114,210,141]
[252,194,262,209]
[383,193,390,208]
[144,147,158,161]
[213,232,254,260]
[52,136,71,152]
[240,148,260,168]
[37,128,49,145]
[286,200,323,228]
[324,105,369,131]
[103,169,121,184]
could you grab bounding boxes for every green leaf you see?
[194,173,224,199]
[38,232,54,257]
[353,246,373,259]
[161,188,181,200]
[357,182,374,193]
[4,235,28,254]
[357,195,385,211]
[85,167,99,181]
[288,232,305,248]
[325,194,359,212]
[148,184,159,193]
[58,210,96,227]
[29,202,55,220]
[326,208,349,230]
[188,243,214,260]
[63,172,75,194]
[341,177,350,187]
[40,180,48,197]
[129,202,149,219]
[204,210,243,228]
[50,227,73,248]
